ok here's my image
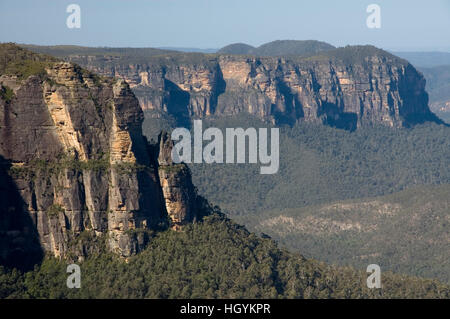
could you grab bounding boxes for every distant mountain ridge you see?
[218,40,336,56]
[393,51,450,68]
[157,47,218,53]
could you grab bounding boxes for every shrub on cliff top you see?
[0,43,56,80]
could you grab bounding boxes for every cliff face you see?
[157,133,198,230]
[418,65,450,123]
[0,44,199,265]
[63,46,437,129]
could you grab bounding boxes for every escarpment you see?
[60,45,439,129]
[0,44,201,266]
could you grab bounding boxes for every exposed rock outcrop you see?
[0,44,200,265]
[61,45,440,129]
[157,132,198,230]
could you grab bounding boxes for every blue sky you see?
[1,0,449,51]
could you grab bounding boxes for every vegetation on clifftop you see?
[0,43,56,80]
[23,42,407,70]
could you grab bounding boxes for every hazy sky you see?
[1,0,449,51]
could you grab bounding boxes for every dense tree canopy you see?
[1,214,449,299]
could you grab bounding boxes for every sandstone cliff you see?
[0,44,200,267]
[157,132,198,230]
[58,45,439,129]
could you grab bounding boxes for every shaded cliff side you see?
[0,44,201,265]
[418,65,450,123]
[34,44,442,129]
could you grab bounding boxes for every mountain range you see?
[1,41,450,298]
